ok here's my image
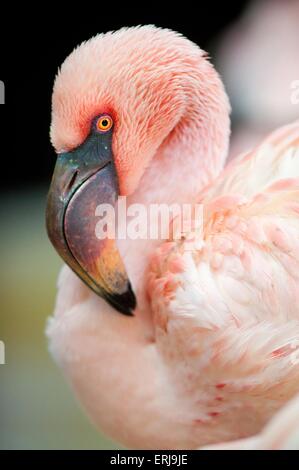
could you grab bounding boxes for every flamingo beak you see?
[46,131,136,315]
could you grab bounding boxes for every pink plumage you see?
[47,26,299,449]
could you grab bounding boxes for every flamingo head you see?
[46,25,230,315]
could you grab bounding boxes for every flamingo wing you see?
[149,121,299,402]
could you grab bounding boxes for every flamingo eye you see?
[96,115,113,133]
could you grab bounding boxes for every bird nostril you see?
[63,170,79,198]
[69,170,79,189]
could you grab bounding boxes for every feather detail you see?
[149,122,299,425]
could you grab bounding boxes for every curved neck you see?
[118,82,230,332]
[132,66,230,206]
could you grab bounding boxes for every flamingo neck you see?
[132,84,230,207]
[117,95,230,334]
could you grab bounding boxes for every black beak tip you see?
[105,282,137,316]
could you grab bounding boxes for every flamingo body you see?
[46,26,299,449]
[149,123,299,444]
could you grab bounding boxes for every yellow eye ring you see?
[96,115,113,132]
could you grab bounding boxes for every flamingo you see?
[46,26,299,449]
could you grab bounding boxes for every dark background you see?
[1,4,254,450]
[3,0,298,452]
[0,4,249,193]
